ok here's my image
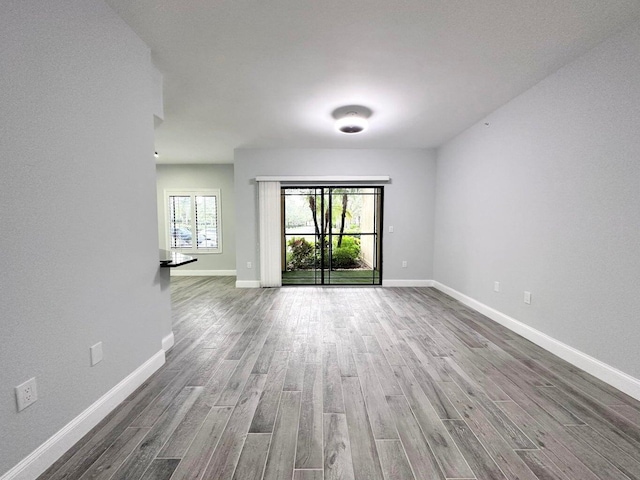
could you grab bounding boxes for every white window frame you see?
[164,189,222,254]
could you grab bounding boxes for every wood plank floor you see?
[39,277,640,480]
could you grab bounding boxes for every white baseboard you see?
[383,279,435,287]
[1,351,166,480]
[170,269,236,277]
[433,282,640,402]
[162,332,175,352]
[236,280,261,288]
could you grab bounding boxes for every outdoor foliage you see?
[286,235,361,270]
[287,237,316,269]
[332,235,361,268]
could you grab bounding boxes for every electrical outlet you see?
[494,281,500,292]
[389,226,394,233]
[246,261,252,269]
[524,291,532,304]
[402,260,407,268]
[90,342,103,366]
[15,377,38,412]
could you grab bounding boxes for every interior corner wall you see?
[156,164,236,272]
[234,148,437,285]
[434,22,640,381]
[0,1,168,476]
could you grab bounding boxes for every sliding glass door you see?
[281,186,383,285]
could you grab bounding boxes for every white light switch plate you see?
[90,342,103,366]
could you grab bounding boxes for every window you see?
[165,189,221,253]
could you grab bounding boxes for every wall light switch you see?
[524,291,532,305]
[247,261,252,269]
[494,281,500,292]
[90,342,103,366]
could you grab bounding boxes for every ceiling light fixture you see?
[335,110,369,134]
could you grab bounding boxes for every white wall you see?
[156,164,236,273]
[434,22,640,381]
[234,148,436,285]
[0,1,168,476]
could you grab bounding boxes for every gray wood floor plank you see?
[353,354,398,439]
[201,374,267,480]
[169,406,233,480]
[342,377,385,480]
[474,357,586,426]
[364,337,404,396]
[323,319,339,344]
[111,387,201,480]
[198,359,240,407]
[375,440,416,480]
[347,318,368,354]
[263,391,302,480]
[399,332,446,382]
[139,459,180,480]
[225,315,261,360]
[216,319,274,406]
[610,404,640,427]
[415,320,456,357]
[538,386,640,459]
[495,398,614,480]
[371,323,405,366]
[394,349,460,420]
[156,399,212,459]
[187,346,230,386]
[157,360,240,459]
[520,351,636,408]
[386,395,445,480]
[565,425,640,480]
[296,363,324,469]
[251,322,281,374]
[445,350,512,402]
[323,343,346,413]
[475,342,554,388]
[77,427,149,480]
[442,357,537,450]
[391,365,474,478]
[324,413,356,480]
[442,419,507,480]
[284,334,307,391]
[306,321,322,363]
[516,450,570,480]
[231,433,271,480]
[42,397,156,480]
[129,374,191,428]
[335,328,359,377]
[293,469,324,480]
[249,351,289,433]
[439,380,539,480]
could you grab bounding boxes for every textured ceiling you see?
[105,0,640,163]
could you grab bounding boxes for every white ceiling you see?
[105,0,640,164]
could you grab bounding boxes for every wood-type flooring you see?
[39,276,640,480]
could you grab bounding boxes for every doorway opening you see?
[281,186,383,285]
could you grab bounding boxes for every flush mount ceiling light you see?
[335,112,368,134]
[333,106,372,134]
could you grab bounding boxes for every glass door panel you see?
[282,186,383,286]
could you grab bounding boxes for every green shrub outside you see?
[287,237,316,269]
[287,235,361,270]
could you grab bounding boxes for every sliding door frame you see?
[281,185,384,286]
